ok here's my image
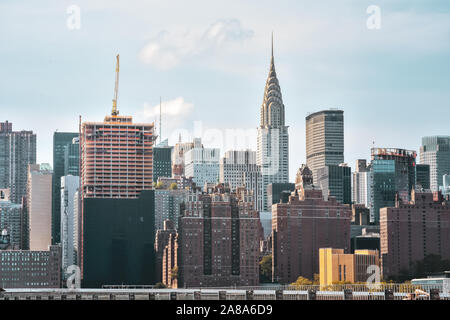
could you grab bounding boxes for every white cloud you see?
[137,97,194,128]
[138,19,254,69]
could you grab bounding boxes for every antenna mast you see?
[159,97,162,143]
[112,54,120,116]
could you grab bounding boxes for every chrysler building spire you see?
[260,34,285,128]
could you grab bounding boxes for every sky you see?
[1,0,449,182]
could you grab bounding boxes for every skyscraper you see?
[352,159,371,208]
[52,132,78,245]
[64,136,80,176]
[420,136,450,192]
[305,110,344,184]
[415,164,430,190]
[370,148,416,224]
[60,175,79,274]
[257,37,289,212]
[317,163,352,204]
[153,139,173,183]
[171,137,194,177]
[219,150,261,210]
[27,164,53,251]
[184,138,220,187]
[80,55,156,287]
[0,189,23,249]
[0,121,36,204]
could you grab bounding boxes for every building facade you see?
[27,164,52,251]
[184,138,220,187]
[319,248,380,287]
[272,165,352,283]
[0,189,23,249]
[305,110,344,184]
[420,136,450,192]
[0,121,36,204]
[256,41,289,212]
[172,138,194,177]
[153,139,173,183]
[154,188,187,231]
[370,148,416,224]
[415,164,430,190]
[175,185,262,288]
[80,106,156,287]
[317,163,351,204]
[0,244,61,288]
[352,159,371,208]
[219,150,261,210]
[155,219,176,284]
[52,132,78,245]
[64,136,80,176]
[380,190,450,279]
[60,175,79,274]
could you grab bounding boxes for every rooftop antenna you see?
[112,54,120,116]
[271,31,274,58]
[159,96,162,143]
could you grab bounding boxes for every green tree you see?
[259,255,272,283]
[155,181,164,189]
[170,266,178,280]
[169,182,178,190]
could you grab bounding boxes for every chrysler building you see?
[257,35,289,212]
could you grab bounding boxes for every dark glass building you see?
[317,164,351,204]
[52,132,78,244]
[64,137,80,176]
[153,145,173,183]
[415,164,430,190]
[267,183,295,207]
[370,148,416,224]
[82,190,155,288]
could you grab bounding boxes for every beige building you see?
[319,248,380,287]
[27,164,52,251]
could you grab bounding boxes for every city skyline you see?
[2,1,450,182]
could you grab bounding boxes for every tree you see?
[169,182,178,190]
[259,255,272,283]
[155,181,164,189]
[291,276,312,287]
[313,273,320,285]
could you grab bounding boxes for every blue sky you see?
[1,0,449,181]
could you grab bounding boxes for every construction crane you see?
[111,54,120,116]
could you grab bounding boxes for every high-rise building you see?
[155,219,176,284]
[380,190,450,280]
[52,132,78,245]
[370,148,416,224]
[319,248,380,287]
[420,136,450,192]
[267,183,295,206]
[317,163,351,204]
[442,174,450,198]
[60,175,79,274]
[153,139,173,183]
[352,159,371,208]
[80,56,156,287]
[219,150,261,210]
[172,137,194,177]
[184,138,220,187]
[27,164,52,251]
[0,121,36,204]
[64,136,80,176]
[305,110,344,184]
[154,187,187,231]
[415,164,430,190]
[174,184,263,288]
[257,38,289,212]
[0,244,61,288]
[0,189,23,249]
[272,165,351,283]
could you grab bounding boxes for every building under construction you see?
[80,55,156,287]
